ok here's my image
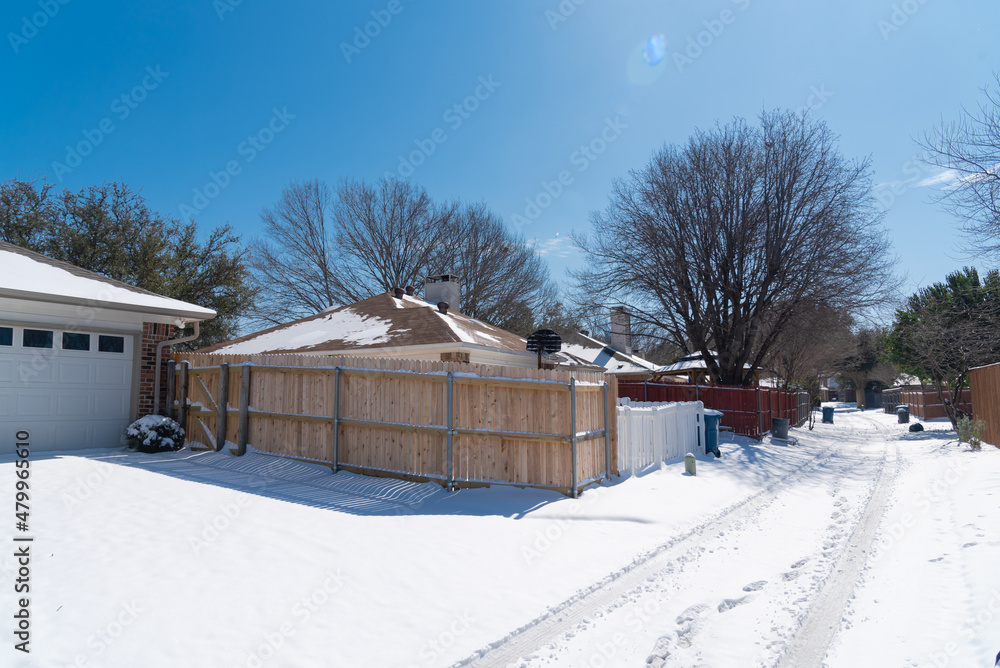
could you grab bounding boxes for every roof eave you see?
[0,287,217,324]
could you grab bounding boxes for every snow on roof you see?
[0,241,216,322]
[210,308,395,355]
[554,331,658,374]
[657,352,753,375]
[198,292,533,357]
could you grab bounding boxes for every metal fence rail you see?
[169,353,618,497]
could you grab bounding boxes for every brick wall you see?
[138,322,175,416]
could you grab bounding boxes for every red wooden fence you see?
[618,382,809,439]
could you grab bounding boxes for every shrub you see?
[125,415,185,453]
[957,415,985,451]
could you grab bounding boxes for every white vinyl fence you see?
[617,399,704,475]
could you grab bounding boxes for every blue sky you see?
[2,0,998,305]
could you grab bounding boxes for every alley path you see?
[456,409,897,667]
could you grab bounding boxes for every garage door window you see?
[62,332,91,351]
[98,335,125,353]
[0,327,11,346]
[23,329,53,348]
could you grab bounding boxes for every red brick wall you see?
[138,323,175,416]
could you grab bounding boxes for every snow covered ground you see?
[1,405,997,667]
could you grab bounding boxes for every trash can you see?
[771,417,790,439]
[897,405,909,424]
[822,406,835,424]
[703,409,723,458]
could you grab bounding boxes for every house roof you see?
[656,351,753,375]
[198,292,537,357]
[0,241,216,323]
[554,330,658,375]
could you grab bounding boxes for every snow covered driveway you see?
[1,406,997,667]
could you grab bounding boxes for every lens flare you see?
[643,34,667,66]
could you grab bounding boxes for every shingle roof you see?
[198,292,532,356]
[553,329,659,375]
[0,240,216,321]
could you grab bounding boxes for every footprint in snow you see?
[675,604,708,625]
[782,571,801,581]
[675,603,708,648]
[743,580,768,592]
[646,635,673,664]
[791,558,809,569]
[963,542,978,548]
[929,556,944,562]
[718,596,751,612]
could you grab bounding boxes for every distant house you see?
[554,329,659,380]
[199,277,602,371]
[0,241,216,452]
[654,351,760,385]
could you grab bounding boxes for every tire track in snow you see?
[776,415,899,668]
[453,438,846,668]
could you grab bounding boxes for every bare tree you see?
[249,180,339,323]
[250,178,452,324]
[921,74,1000,258]
[765,299,855,393]
[334,178,455,302]
[433,203,556,332]
[251,178,557,329]
[575,110,897,385]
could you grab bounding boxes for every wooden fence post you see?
[603,381,611,481]
[236,362,251,456]
[570,377,578,499]
[332,366,341,473]
[165,360,176,419]
[215,363,229,452]
[643,380,648,402]
[446,371,454,492]
[178,361,189,445]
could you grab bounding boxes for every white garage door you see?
[0,324,134,453]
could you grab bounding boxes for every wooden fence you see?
[167,353,617,497]
[616,382,809,439]
[616,399,704,475]
[970,363,1000,447]
[882,386,972,421]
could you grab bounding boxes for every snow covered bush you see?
[957,415,985,451]
[125,415,185,453]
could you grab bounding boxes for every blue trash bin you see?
[704,409,723,458]
[822,406,834,424]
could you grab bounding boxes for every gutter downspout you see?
[154,321,201,416]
